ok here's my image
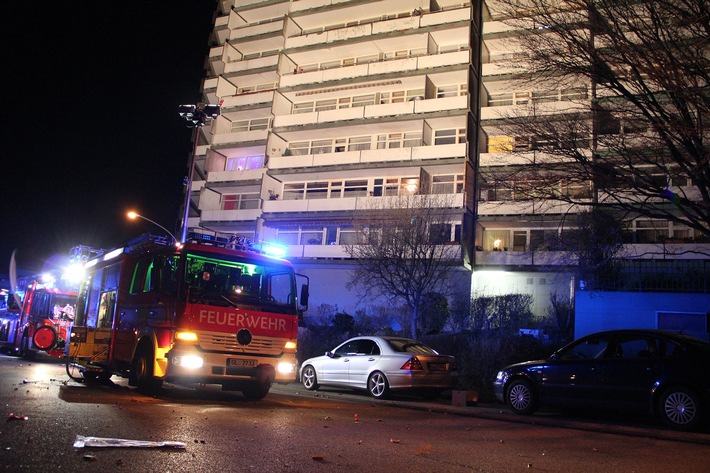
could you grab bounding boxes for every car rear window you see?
[386,339,438,355]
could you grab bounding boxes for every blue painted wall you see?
[575,291,710,340]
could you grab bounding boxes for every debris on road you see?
[6,413,28,421]
[73,435,186,449]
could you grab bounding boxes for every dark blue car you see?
[493,329,710,430]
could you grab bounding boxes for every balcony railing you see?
[269,143,466,169]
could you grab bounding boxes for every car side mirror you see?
[326,351,335,358]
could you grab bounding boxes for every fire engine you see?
[66,233,309,400]
[0,282,77,359]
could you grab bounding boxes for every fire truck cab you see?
[67,233,308,400]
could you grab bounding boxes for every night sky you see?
[0,1,217,276]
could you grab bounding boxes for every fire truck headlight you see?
[175,331,198,342]
[277,362,295,374]
[284,340,297,350]
[172,355,204,369]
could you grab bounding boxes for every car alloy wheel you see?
[660,387,700,429]
[507,379,537,415]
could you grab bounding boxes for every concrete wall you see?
[575,291,710,341]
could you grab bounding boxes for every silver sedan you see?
[299,336,457,399]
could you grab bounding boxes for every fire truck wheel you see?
[33,325,58,350]
[132,348,164,393]
[242,380,272,401]
[19,334,36,360]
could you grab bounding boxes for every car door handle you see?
[368,358,375,361]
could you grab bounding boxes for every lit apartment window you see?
[226,155,264,170]
[221,193,260,210]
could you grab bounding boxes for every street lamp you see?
[127,211,179,246]
[178,102,221,243]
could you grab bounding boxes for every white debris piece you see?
[73,435,185,449]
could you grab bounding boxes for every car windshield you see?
[386,338,438,355]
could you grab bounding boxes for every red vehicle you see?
[0,282,77,359]
[67,233,309,400]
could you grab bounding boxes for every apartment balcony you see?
[480,100,589,121]
[269,143,466,169]
[285,6,471,50]
[282,243,462,260]
[223,54,280,74]
[482,61,529,77]
[263,193,465,214]
[283,244,350,259]
[200,208,262,222]
[477,200,581,216]
[219,90,275,109]
[624,243,710,260]
[230,18,284,41]
[273,95,468,128]
[206,168,266,184]
[212,129,269,146]
[482,20,520,36]
[475,249,576,267]
[479,150,573,167]
[280,50,469,88]
[213,15,230,44]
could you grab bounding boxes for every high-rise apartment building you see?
[190,0,710,328]
[193,0,481,316]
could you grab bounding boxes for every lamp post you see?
[178,103,221,243]
[127,211,179,246]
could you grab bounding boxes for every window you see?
[221,193,260,210]
[432,174,464,194]
[348,136,371,151]
[436,84,467,98]
[377,132,422,149]
[230,118,271,132]
[226,155,264,170]
[305,181,328,199]
[430,223,452,244]
[559,335,610,360]
[300,226,324,245]
[434,128,466,145]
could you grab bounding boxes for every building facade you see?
[191,0,481,319]
[189,0,710,331]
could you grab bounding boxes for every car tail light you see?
[401,357,423,370]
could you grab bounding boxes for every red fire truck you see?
[66,233,309,400]
[0,282,77,359]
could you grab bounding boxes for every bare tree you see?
[484,0,710,241]
[345,194,462,339]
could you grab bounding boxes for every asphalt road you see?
[2,353,709,472]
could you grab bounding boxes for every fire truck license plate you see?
[228,359,258,368]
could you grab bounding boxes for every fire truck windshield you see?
[184,253,297,314]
